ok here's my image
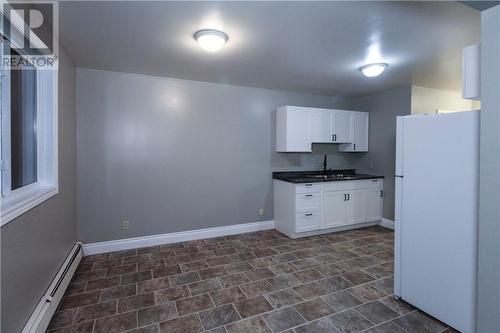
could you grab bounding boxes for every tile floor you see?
[47,226,455,333]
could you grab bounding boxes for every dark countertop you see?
[273,169,384,184]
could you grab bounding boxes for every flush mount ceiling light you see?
[359,63,388,77]
[194,29,228,52]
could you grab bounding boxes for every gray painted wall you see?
[477,5,500,332]
[349,86,412,220]
[0,47,77,333]
[76,69,362,243]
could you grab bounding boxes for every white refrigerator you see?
[394,111,479,333]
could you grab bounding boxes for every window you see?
[0,37,58,225]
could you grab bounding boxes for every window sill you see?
[1,185,58,226]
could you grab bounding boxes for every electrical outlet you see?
[122,220,130,230]
[258,208,265,216]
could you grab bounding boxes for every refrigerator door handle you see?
[395,175,404,178]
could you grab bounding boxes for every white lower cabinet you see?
[274,179,383,238]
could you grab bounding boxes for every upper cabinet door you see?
[332,111,352,143]
[276,106,312,152]
[310,109,333,143]
[339,112,369,152]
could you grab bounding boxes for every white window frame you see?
[0,23,58,226]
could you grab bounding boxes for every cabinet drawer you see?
[323,179,381,192]
[296,193,320,212]
[295,211,321,233]
[295,183,321,194]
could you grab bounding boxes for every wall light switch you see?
[258,208,265,216]
[122,220,130,230]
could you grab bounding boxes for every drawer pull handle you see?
[305,213,313,217]
[305,184,313,187]
[305,194,313,197]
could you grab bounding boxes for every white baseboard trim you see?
[379,218,395,230]
[83,220,275,255]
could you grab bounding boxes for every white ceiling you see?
[59,1,480,96]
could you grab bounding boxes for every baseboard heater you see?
[22,242,83,333]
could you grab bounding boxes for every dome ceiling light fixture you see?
[194,29,228,52]
[359,63,388,77]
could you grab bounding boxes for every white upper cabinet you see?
[339,112,369,152]
[331,111,352,143]
[276,106,368,152]
[462,44,480,100]
[276,106,312,152]
[310,109,332,143]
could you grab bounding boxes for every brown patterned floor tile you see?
[266,274,301,290]
[355,300,399,324]
[231,252,257,262]
[364,321,407,333]
[264,289,303,308]
[188,278,221,295]
[225,316,271,333]
[379,296,415,314]
[92,258,124,270]
[174,246,199,256]
[393,311,447,333]
[100,283,137,302]
[106,264,137,277]
[138,303,178,326]
[138,277,171,293]
[123,254,152,265]
[294,298,335,321]
[370,276,394,295]
[73,269,106,283]
[292,257,321,270]
[292,268,325,283]
[64,283,86,296]
[158,314,203,333]
[47,309,76,330]
[225,261,254,274]
[137,245,161,255]
[337,256,382,271]
[326,309,373,332]
[218,273,250,288]
[321,291,363,311]
[199,304,241,330]
[199,266,229,280]
[121,271,153,284]
[214,248,238,256]
[346,284,386,302]
[362,262,394,279]
[206,256,233,267]
[59,291,101,310]
[176,294,214,316]
[83,253,110,263]
[210,286,247,306]
[245,267,275,281]
[316,264,345,277]
[234,296,273,318]
[239,280,276,298]
[118,293,155,312]
[181,260,209,272]
[293,281,329,300]
[152,265,182,278]
[74,301,117,323]
[47,320,94,333]
[294,318,339,333]
[249,257,275,268]
[341,270,375,285]
[93,311,137,332]
[164,255,193,266]
[127,324,160,333]
[253,248,277,258]
[169,271,201,286]
[268,263,297,275]
[262,306,307,332]
[86,276,120,291]
[155,285,190,304]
